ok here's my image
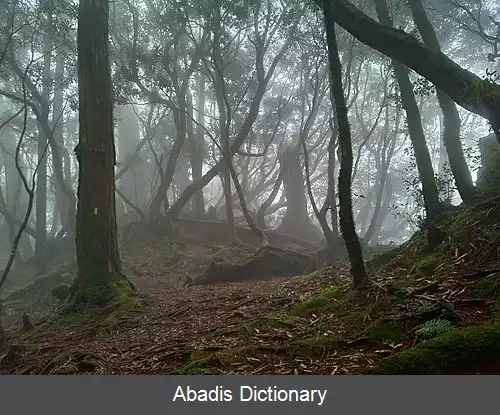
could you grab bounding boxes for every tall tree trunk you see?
[372,0,441,220]
[190,73,205,216]
[323,3,367,286]
[35,33,52,275]
[68,0,135,310]
[277,146,321,241]
[52,49,70,234]
[406,0,478,204]
[213,23,237,240]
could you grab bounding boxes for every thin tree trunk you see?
[323,4,367,286]
[35,31,52,275]
[191,74,206,216]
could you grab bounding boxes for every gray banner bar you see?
[0,375,496,414]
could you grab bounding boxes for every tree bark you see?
[372,0,441,220]
[68,0,135,310]
[35,30,52,275]
[323,3,367,286]
[190,73,206,216]
[406,0,478,204]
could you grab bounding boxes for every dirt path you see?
[0,266,348,374]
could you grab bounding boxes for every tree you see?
[406,0,478,204]
[66,0,135,310]
[323,1,367,286]
[319,0,500,138]
[372,0,441,220]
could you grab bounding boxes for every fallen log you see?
[199,245,314,284]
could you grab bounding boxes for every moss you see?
[62,273,137,312]
[260,282,282,295]
[367,247,401,270]
[474,273,500,310]
[386,278,414,298]
[416,254,444,275]
[324,283,350,300]
[52,283,71,302]
[365,322,500,374]
[341,311,365,327]
[307,266,334,278]
[178,351,222,375]
[240,316,297,335]
[362,318,407,344]
[446,209,482,245]
[366,298,392,315]
[287,337,345,358]
[290,295,331,317]
[179,346,259,374]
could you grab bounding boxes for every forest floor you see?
[2,200,500,374]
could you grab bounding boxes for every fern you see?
[416,301,438,314]
[415,318,454,338]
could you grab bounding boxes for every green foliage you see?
[416,301,438,314]
[415,318,455,338]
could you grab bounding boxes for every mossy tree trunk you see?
[68,0,135,310]
[323,3,367,286]
[406,0,478,204]
[372,0,441,221]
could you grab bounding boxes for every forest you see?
[0,0,499,375]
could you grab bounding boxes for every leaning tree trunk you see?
[406,0,478,204]
[323,3,367,286]
[319,0,500,137]
[373,0,441,220]
[67,0,135,310]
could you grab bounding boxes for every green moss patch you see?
[362,318,408,344]
[291,296,331,317]
[365,322,500,374]
[474,273,500,310]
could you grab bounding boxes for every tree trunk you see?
[35,27,53,275]
[169,21,299,220]
[68,0,135,310]
[256,171,283,229]
[372,0,441,220]
[323,4,367,286]
[406,0,478,204]
[277,146,321,241]
[320,0,500,137]
[190,73,206,217]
